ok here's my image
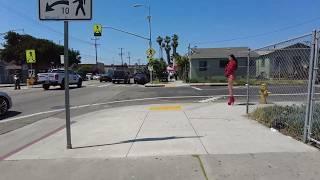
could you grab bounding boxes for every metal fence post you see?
[246,49,251,114]
[308,31,319,139]
[303,30,316,143]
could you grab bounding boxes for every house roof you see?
[191,47,259,59]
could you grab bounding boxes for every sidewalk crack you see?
[193,155,209,180]
[183,111,209,154]
[125,112,150,157]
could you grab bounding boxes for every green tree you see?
[171,34,179,57]
[175,55,190,81]
[164,44,172,65]
[156,36,164,60]
[0,32,81,70]
[148,58,167,79]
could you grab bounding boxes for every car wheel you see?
[0,97,9,116]
[60,80,65,90]
[112,80,116,84]
[43,84,50,90]
[77,79,82,88]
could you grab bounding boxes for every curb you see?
[144,84,166,88]
[145,83,229,88]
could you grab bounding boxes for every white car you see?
[37,69,83,90]
[93,74,102,80]
[0,92,12,116]
[86,73,93,80]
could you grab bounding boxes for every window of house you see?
[199,61,207,71]
[219,60,228,68]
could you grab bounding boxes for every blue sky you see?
[1,0,320,65]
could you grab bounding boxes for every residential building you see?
[255,43,310,79]
[190,47,258,80]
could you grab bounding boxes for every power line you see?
[194,17,320,45]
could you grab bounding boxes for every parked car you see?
[37,69,83,90]
[134,73,149,85]
[112,70,130,84]
[159,71,169,82]
[93,74,102,80]
[100,73,113,82]
[0,92,12,116]
[86,73,93,80]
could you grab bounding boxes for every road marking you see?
[199,96,224,103]
[3,93,320,123]
[1,96,212,123]
[149,105,182,111]
[191,87,203,91]
[98,84,111,88]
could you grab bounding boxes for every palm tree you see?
[156,36,163,59]
[165,44,172,64]
[171,34,179,56]
[164,36,171,46]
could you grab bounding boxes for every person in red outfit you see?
[224,54,238,105]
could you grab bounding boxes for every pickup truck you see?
[37,69,82,90]
[112,70,130,84]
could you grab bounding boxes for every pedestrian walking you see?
[224,54,238,105]
[14,71,21,90]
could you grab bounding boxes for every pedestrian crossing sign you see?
[94,24,102,36]
[26,50,36,64]
[146,48,156,59]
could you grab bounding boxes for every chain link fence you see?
[247,33,314,142]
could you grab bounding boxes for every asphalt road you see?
[0,81,319,135]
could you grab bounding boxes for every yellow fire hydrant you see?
[259,83,269,104]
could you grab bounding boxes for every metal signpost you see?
[39,0,92,149]
[146,48,156,84]
[26,49,37,78]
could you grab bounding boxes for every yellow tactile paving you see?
[149,105,182,111]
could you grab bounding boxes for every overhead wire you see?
[193,17,320,45]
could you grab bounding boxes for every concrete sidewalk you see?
[1,103,319,179]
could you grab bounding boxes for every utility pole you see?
[127,52,131,66]
[188,44,192,80]
[91,37,100,72]
[119,48,124,66]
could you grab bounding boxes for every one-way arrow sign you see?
[46,0,69,12]
[39,0,92,20]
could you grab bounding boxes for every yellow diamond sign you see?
[146,48,156,59]
[26,50,36,64]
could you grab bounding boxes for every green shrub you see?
[250,104,312,140]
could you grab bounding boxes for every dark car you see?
[134,73,149,85]
[159,71,169,82]
[0,92,12,116]
[100,73,113,82]
[112,70,130,84]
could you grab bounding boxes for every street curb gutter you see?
[144,84,166,87]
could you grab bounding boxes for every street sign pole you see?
[64,20,72,149]
[39,0,92,149]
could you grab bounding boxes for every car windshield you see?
[1,1,320,180]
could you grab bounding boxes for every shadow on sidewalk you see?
[0,111,22,121]
[73,136,202,149]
